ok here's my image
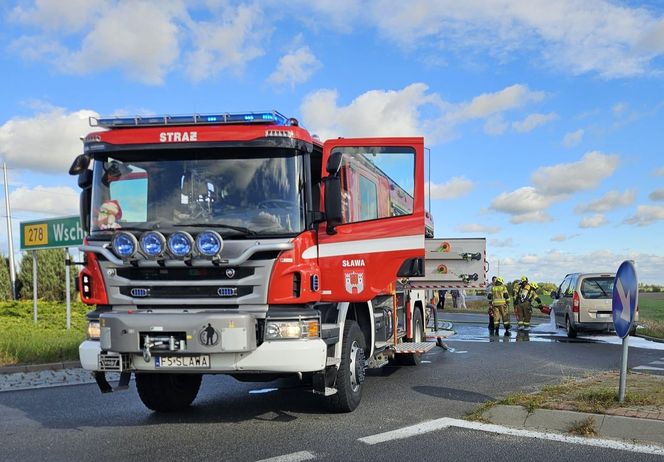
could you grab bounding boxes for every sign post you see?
[612,260,638,403]
[20,216,84,328]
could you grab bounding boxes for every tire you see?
[327,320,366,413]
[566,316,577,339]
[400,309,424,366]
[136,373,202,412]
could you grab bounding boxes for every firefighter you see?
[487,277,511,336]
[511,278,522,324]
[486,276,496,334]
[514,276,529,330]
[521,281,543,331]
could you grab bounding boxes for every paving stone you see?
[525,408,605,433]
[483,405,529,426]
[601,415,664,444]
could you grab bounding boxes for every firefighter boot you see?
[504,324,511,336]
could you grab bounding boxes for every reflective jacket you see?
[490,284,510,306]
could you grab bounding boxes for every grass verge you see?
[466,371,664,423]
[0,300,88,366]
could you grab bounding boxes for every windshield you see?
[90,149,305,236]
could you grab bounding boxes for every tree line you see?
[0,249,77,301]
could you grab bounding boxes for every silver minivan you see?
[551,272,638,338]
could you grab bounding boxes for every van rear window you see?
[580,277,614,299]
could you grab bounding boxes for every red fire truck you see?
[69,111,435,413]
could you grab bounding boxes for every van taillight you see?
[572,291,580,313]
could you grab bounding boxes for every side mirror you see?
[69,154,90,175]
[78,169,93,189]
[326,151,343,175]
[550,290,558,299]
[323,176,342,234]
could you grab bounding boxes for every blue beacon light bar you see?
[90,111,289,128]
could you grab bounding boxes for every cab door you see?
[314,137,425,302]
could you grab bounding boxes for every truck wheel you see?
[400,309,424,366]
[566,316,577,339]
[327,320,366,413]
[136,373,202,412]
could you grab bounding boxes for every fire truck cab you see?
[70,111,433,413]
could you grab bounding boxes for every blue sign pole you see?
[612,260,638,403]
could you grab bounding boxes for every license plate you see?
[154,355,210,369]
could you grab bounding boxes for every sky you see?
[1,0,663,285]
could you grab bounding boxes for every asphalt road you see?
[1,313,663,462]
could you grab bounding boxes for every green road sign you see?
[20,215,84,250]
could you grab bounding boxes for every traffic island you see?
[467,371,664,446]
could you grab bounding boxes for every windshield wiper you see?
[591,280,609,297]
[174,223,257,236]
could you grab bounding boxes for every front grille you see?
[120,286,253,299]
[116,267,253,281]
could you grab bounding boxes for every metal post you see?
[3,162,17,299]
[32,250,38,323]
[65,247,71,330]
[618,335,629,403]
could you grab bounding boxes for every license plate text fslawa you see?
[155,355,210,369]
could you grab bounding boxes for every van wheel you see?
[566,316,577,339]
[326,320,366,413]
[136,373,202,412]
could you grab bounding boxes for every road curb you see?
[0,360,81,375]
[482,404,664,446]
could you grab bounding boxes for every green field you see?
[0,300,88,367]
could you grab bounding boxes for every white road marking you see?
[249,388,279,394]
[633,366,664,371]
[358,417,664,455]
[255,451,316,462]
[649,360,664,365]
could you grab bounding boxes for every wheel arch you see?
[334,301,374,359]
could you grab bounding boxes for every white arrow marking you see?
[615,278,632,323]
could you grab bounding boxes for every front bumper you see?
[79,338,327,373]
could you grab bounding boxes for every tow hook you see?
[142,335,164,363]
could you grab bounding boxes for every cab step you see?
[393,342,436,354]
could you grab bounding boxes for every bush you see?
[17,249,77,302]
[0,255,12,301]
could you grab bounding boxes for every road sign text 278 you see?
[24,224,48,246]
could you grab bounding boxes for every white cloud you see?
[427,177,475,200]
[579,213,608,228]
[624,205,664,226]
[550,233,579,242]
[452,84,545,121]
[185,4,268,83]
[612,102,627,115]
[654,167,664,177]
[483,115,508,135]
[497,249,664,285]
[10,1,268,85]
[365,0,664,78]
[9,186,79,215]
[531,151,619,195]
[575,189,637,214]
[490,238,513,247]
[268,46,322,87]
[301,83,544,143]
[300,83,445,141]
[562,129,584,148]
[10,0,105,31]
[512,112,558,133]
[457,223,501,234]
[650,188,664,201]
[0,107,97,172]
[490,186,557,223]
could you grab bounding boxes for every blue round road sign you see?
[612,260,638,339]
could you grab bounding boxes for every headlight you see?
[112,232,137,259]
[87,321,101,340]
[140,231,166,258]
[167,231,194,258]
[195,230,223,257]
[264,319,320,340]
